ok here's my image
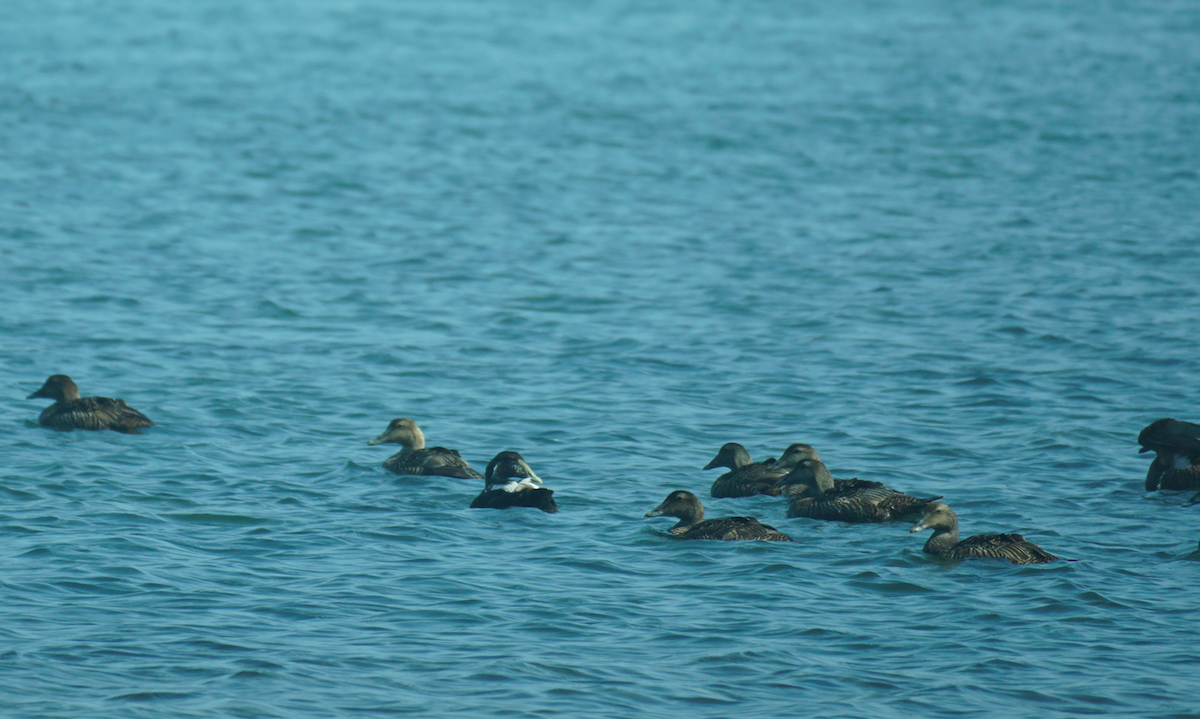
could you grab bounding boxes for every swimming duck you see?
[769,443,825,496]
[910,502,1059,564]
[368,418,481,479]
[644,490,793,541]
[27,374,153,433]
[774,448,941,523]
[704,443,792,498]
[1137,418,1200,491]
[469,451,557,513]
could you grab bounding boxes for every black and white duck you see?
[1138,418,1200,492]
[469,451,557,513]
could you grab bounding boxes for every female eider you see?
[368,418,481,479]
[644,490,793,541]
[1138,418,1200,491]
[910,502,1059,564]
[469,451,557,513]
[704,442,793,498]
[774,446,941,523]
[27,374,153,433]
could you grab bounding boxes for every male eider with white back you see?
[27,374,153,433]
[469,451,557,513]
[369,418,481,479]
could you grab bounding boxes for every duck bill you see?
[644,505,666,518]
[516,459,543,484]
[367,432,391,446]
[910,518,932,533]
[702,457,722,470]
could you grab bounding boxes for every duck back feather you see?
[945,532,1060,564]
[787,478,942,522]
[674,516,793,542]
[709,459,788,498]
[384,447,481,479]
[470,487,557,513]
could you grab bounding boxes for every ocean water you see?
[3,0,1199,716]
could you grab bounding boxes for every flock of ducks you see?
[677,441,1059,564]
[27,374,1200,564]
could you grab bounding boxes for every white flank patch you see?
[501,479,539,493]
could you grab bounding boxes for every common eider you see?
[644,490,793,541]
[368,418,482,479]
[910,502,1059,564]
[27,374,153,433]
[704,442,792,498]
[774,447,941,523]
[769,443,826,496]
[1137,418,1200,491]
[469,451,557,513]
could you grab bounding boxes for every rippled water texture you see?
[3,1,1199,717]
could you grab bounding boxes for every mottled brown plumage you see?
[776,453,941,523]
[27,375,153,433]
[910,502,1059,564]
[469,451,557,513]
[645,490,793,541]
[1138,418,1200,491]
[704,443,790,498]
[369,418,481,479]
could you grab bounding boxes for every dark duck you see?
[644,490,793,541]
[774,445,941,523]
[27,374,153,433]
[368,418,481,479]
[469,451,557,513]
[1137,418,1200,492]
[704,442,796,498]
[910,502,1059,564]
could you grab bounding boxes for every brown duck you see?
[910,502,1059,564]
[704,442,792,498]
[368,418,481,479]
[774,445,941,523]
[645,490,792,541]
[27,375,153,433]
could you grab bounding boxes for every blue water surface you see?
[3,1,1200,717]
